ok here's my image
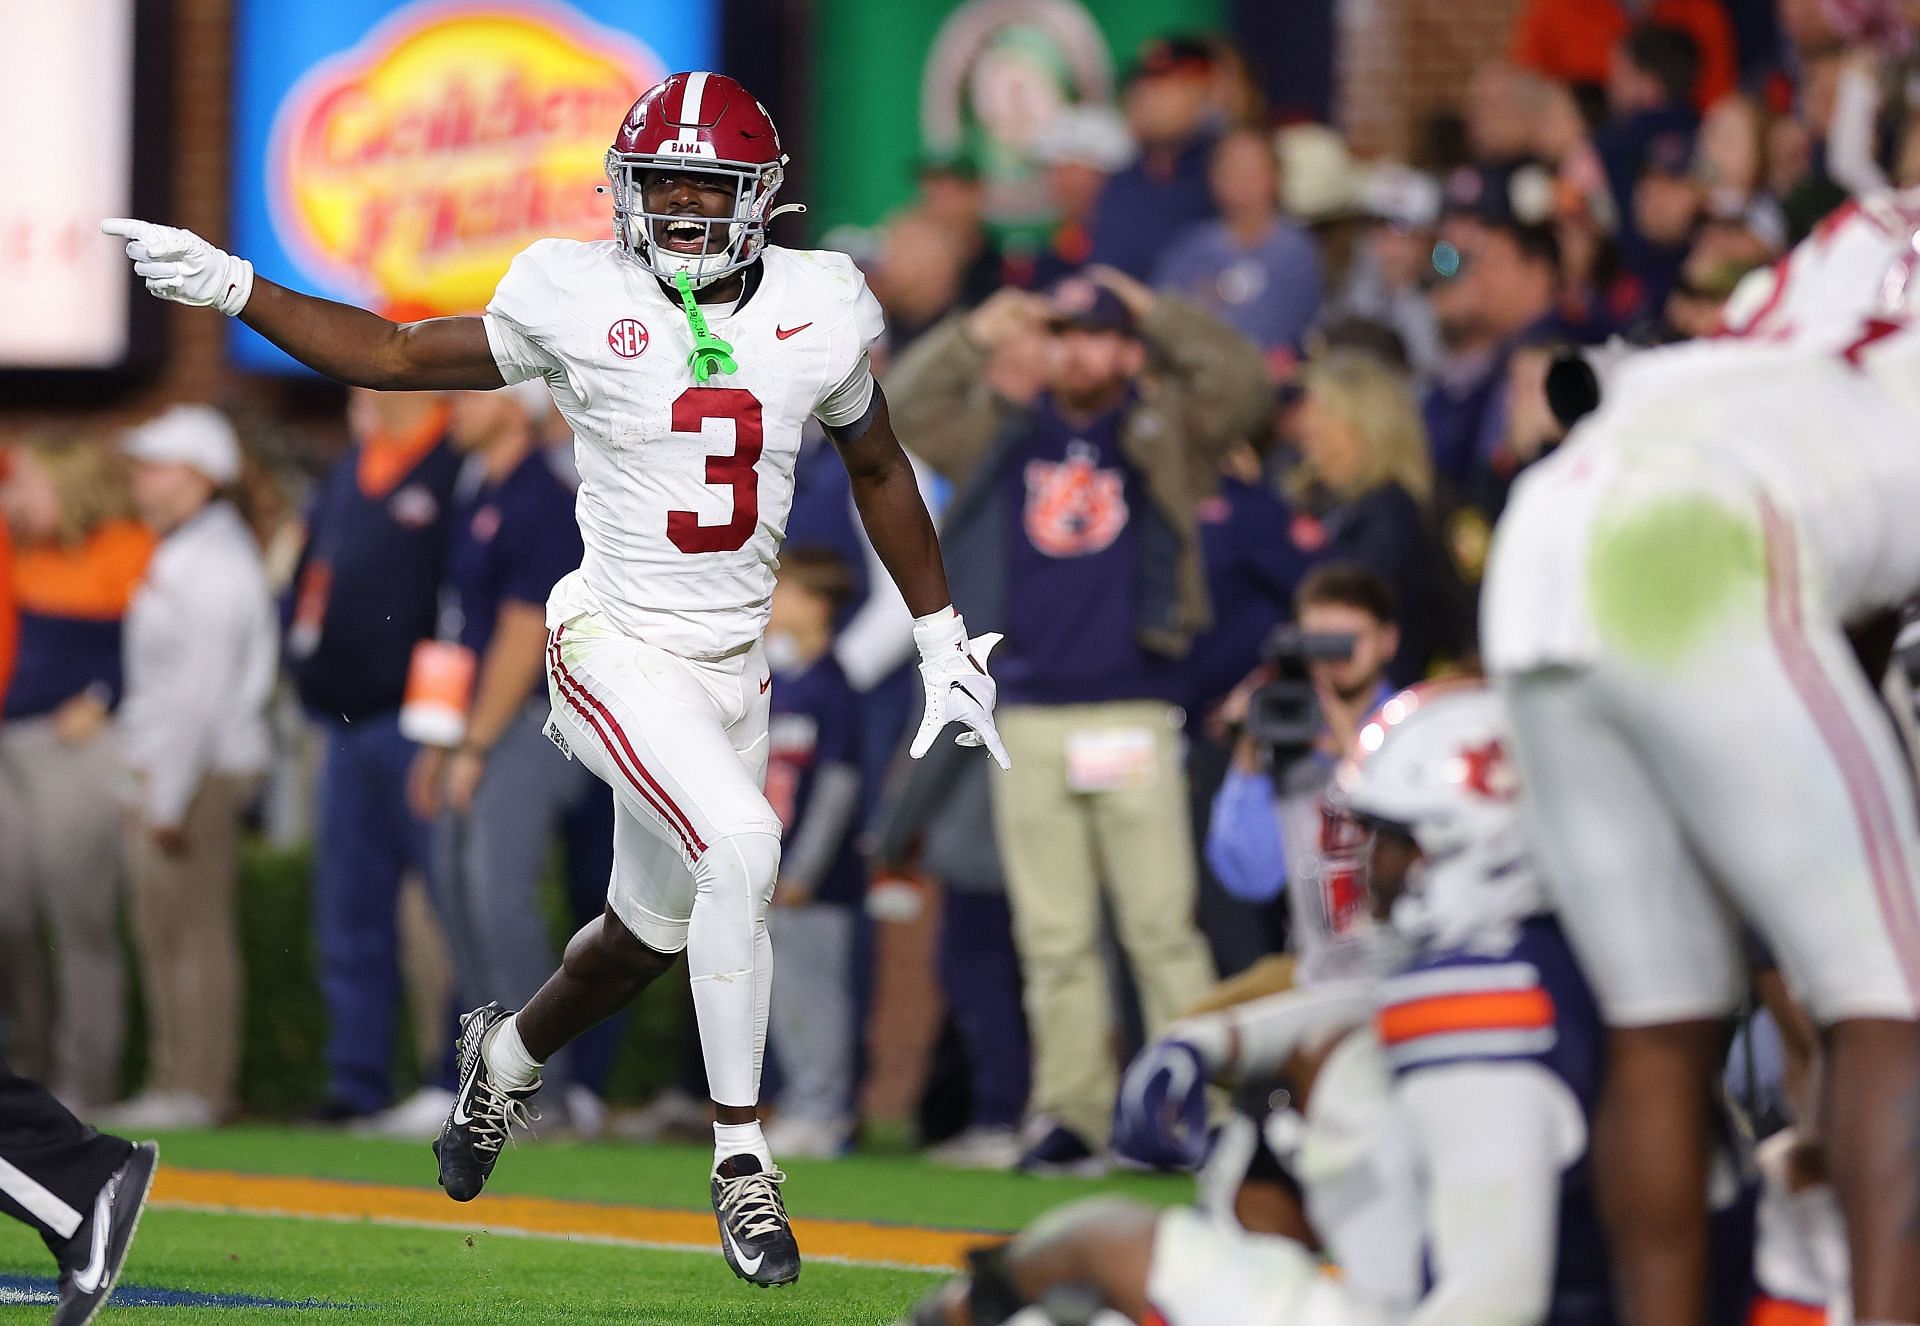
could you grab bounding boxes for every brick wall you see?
[160,0,236,410]
[1339,0,1527,160]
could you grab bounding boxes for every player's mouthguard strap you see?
[673,270,738,383]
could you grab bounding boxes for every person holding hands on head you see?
[889,262,1270,1173]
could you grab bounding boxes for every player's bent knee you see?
[692,829,782,911]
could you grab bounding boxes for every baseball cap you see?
[1277,125,1366,222]
[1363,164,1443,230]
[1045,276,1137,335]
[121,405,241,485]
[1123,35,1216,85]
[1032,105,1136,173]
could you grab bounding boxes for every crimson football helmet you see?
[605,71,797,288]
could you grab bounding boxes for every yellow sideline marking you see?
[151,1169,985,1273]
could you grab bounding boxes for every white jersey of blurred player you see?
[1720,187,1920,341]
[1484,323,1920,1027]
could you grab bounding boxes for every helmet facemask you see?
[605,151,786,289]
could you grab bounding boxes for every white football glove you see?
[909,608,1011,770]
[101,218,254,315]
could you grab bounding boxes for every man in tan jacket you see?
[888,267,1272,1171]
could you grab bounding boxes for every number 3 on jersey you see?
[668,387,762,554]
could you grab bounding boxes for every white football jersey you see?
[1486,332,1920,670]
[1722,187,1920,341]
[485,239,884,659]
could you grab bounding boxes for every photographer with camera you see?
[1206,564,1401,976]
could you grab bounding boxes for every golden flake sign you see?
[270,5,662,315]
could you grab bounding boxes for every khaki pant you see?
[126,773,254,1111]
[0,717,126,1110]
[989,701,1216,1144]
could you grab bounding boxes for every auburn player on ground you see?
[106,70,1007,1289]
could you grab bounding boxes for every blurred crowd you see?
[0,0,1898,1170]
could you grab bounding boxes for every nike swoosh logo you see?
[774,323,811,340]
[759,676,771,694]
[71,1183,113,1294]
[450,1050,483,1127]
[723,1224,765,1275]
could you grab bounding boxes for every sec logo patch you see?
[608,318,650,358]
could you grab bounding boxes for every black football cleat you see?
[433,1003,538,1202]
[710,1153,800,1287]
[53,1141,158,1325]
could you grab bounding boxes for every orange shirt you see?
[358,403,453,498]
[1510,0,1738,110]
[0,521,16,709]
[12,519,156,620]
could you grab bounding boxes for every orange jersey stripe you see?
[1749,1296,1825,1326]
[1377,987,1555,1046]
[13,520,155,619]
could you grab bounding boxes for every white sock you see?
[714,1119,772,1171]
[482,1013,543,1091]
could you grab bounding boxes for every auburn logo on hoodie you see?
[1022,441,1129,559]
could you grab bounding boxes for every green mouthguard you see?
[673,270,738,383]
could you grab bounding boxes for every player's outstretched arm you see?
[103,218,504,391]
[829,387,1009,770]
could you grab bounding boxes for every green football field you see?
[0,1129,1185,1324]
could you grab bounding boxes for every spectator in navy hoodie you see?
[762,548,866,1161]
[1088,37,1222,281]
[286,389,460,1121]
[889,266,1269,1173]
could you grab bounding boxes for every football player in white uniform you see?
[104,71,1008,1288]
[1484,307,1920,1326]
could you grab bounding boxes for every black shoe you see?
[53,1141,158,1325]
[433,1003,538,1202]
[1015,1120,1106,1177]
[710,1154,800,1287]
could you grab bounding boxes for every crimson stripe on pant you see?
[546,631,706,860]
[1760,496,1920,1004]
[550,627,708,854]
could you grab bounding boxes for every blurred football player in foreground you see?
[1485,196,1920,1326]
